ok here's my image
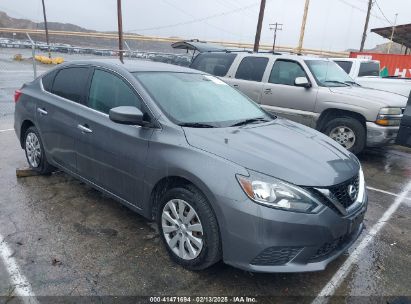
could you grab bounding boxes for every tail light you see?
[14,90,22,103]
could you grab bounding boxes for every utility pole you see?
[253,0,266,52]
[117,0,124,63]
[41,0,51,58]
[387,13,398,54]
[360,0,373,52]
[269,23,283,53]
[297,0,310,54]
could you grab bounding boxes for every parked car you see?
[14,60,367,273]
[332,58,411,97]
[396,93,411,148]
[191,52,407,154]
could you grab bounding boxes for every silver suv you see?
[191,52,407,154]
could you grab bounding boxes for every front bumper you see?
[366,122,399,147]
[218,191,368,273]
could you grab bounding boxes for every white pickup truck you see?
[332,58,411,97]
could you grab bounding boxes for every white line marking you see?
[0,128,14,133]
[367,186,411,201]
[312,181,411,304]
[0,236,39,304]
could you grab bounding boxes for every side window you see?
[334,61,353,74]
[235,57,269,82]
[88,69,142,114]
[269,60,306,86]
[190,53,237,76]
[52,67,89,103]
[359,62,380,77]
[42,70,56,92]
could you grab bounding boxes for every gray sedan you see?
[14,59,367,272]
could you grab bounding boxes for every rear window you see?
[334,61,353,74]
[359,62,380,77]
[235,57,269,82]
[51,67,90,103]
[190,53,236,76]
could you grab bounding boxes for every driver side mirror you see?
[294,77,311,88]
[109,106,147,126]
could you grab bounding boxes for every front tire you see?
[322,117,366,154]
[24,126,54,174]
[157,185,221,270]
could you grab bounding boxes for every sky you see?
[0,0,410,51]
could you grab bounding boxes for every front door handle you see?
[77,124,93,134]
[37,108,48,115]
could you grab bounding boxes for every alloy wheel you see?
[25,132,41,168]
[329,126,356,150]
[161,199,204,260]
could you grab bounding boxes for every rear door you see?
[224,56,269,103]
[396,94,411,147]
[76,68,154,208]
[37,66,91,173]
[260,59,318,127]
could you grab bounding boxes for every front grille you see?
[328,174,359,209]
[251,247,302,266]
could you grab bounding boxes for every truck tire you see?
[322,117,366,154]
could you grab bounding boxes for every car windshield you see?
[305,60,355,87]
[133,72,273,127]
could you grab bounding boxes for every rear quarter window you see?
[41,70,56,92]
[190,53,236,76]
[359,62,380,77]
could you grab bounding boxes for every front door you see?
[76,68,154,208]
[260,59,318,127]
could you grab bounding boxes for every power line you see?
[373,0,393,25]
[127,2,260,32]
[336,0,390,24]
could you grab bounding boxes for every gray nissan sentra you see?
[14,59,367,272]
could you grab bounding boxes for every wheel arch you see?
[316,108,367,132]
[19,120,36,148]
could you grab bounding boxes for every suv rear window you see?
[51,67,90,103]
[334,61,353,74]
[190,53,236,76]
[235,57,269,82]
[359,62,380,76]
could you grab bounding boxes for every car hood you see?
[183,118,360,187]
[329,86,407,107]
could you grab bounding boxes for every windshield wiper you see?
[230,117,271,127]
[344,80,361,86]
[179,122,216,128]
[324,80,350,87]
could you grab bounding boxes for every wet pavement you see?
[1,50,411,303]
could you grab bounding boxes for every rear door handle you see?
[37,108,48,115]
[77,124,93,134]
[264,88,272,94]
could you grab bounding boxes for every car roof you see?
[61,59,202,74]
[199,52,330,61]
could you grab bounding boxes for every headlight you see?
[376,107,403,126]
[236,171,322,213]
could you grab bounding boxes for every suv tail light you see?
[14,90,22,103]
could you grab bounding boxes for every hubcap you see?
[329,126,356,149]
[161,199,204,260]
[25,132,41,168]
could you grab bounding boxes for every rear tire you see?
[24,126,54,174]
[157,185,221,270]
[322,117,366,154]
